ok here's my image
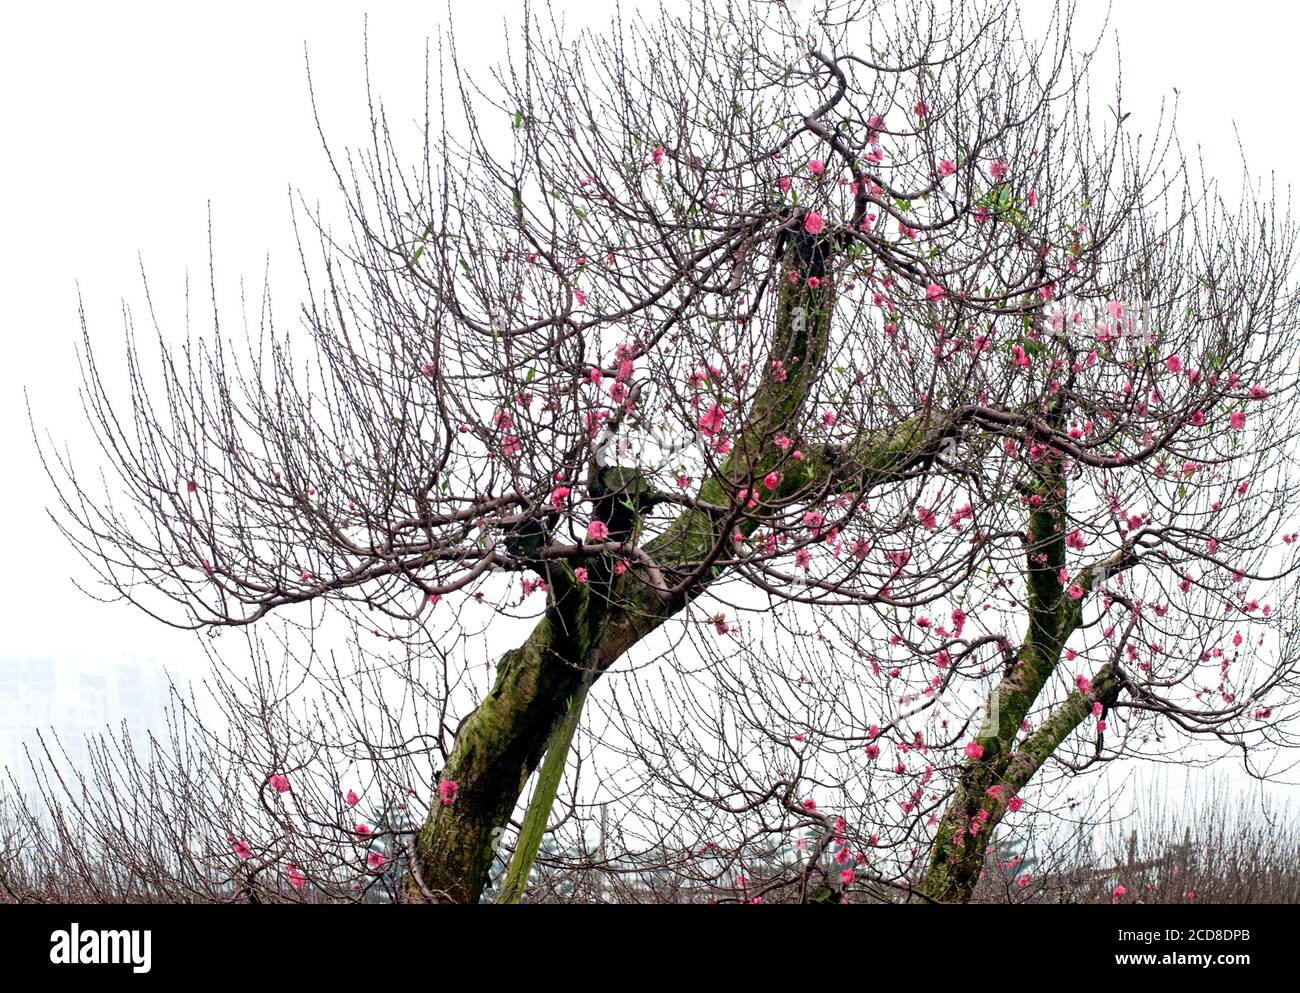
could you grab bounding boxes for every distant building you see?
[0,655,171,798]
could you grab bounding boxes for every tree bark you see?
[920,451,1131,903]
[408,231,960,902]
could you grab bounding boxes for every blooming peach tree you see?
[38,0,1300,903]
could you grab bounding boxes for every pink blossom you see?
[1008,796,1024,813]
[763,471,781,490]
[914,100,929,117]
[549,485,571,508]
[803,211,826,235]
[652,145,665,165]
[586,520,610,542]
[573,288,587,307]
[964,742,985,760]
[574,567,589,584]
[288,864,305,890]
[807,158,825,177]
[925,282,945,301]
[1230,411,1246,430]
[698,403,725,436]
[233,839,252,860]
[938,159,956,177]
[438,779,459,805]
[802,797,817,813]
[1165,355,1182,374]
[345,790,360,807]
[270,773,290,794]
[840,868,855,885]
[368,851,386,870]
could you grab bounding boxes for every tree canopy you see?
[31,0,1300,904]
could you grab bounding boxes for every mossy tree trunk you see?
[408,230,962,903]
[920,448,1131,903]
[408,230,830,901]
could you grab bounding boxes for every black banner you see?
[0,902,1283,981]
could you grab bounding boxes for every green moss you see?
[921,456,1080,903]
[408,234,970,904]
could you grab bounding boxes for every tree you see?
[39,0,1300,904]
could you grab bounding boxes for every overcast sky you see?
[2,0,1298,686]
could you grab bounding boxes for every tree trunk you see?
[409,229,836,901]
[495,678,591,904]
[921,448,1132,903]
[407,229,967,903]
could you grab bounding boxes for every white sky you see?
[2,0,1300,808]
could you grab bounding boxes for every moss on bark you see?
[920,447,1128,903]
[409,231,834,902]
[409,231,969,903]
